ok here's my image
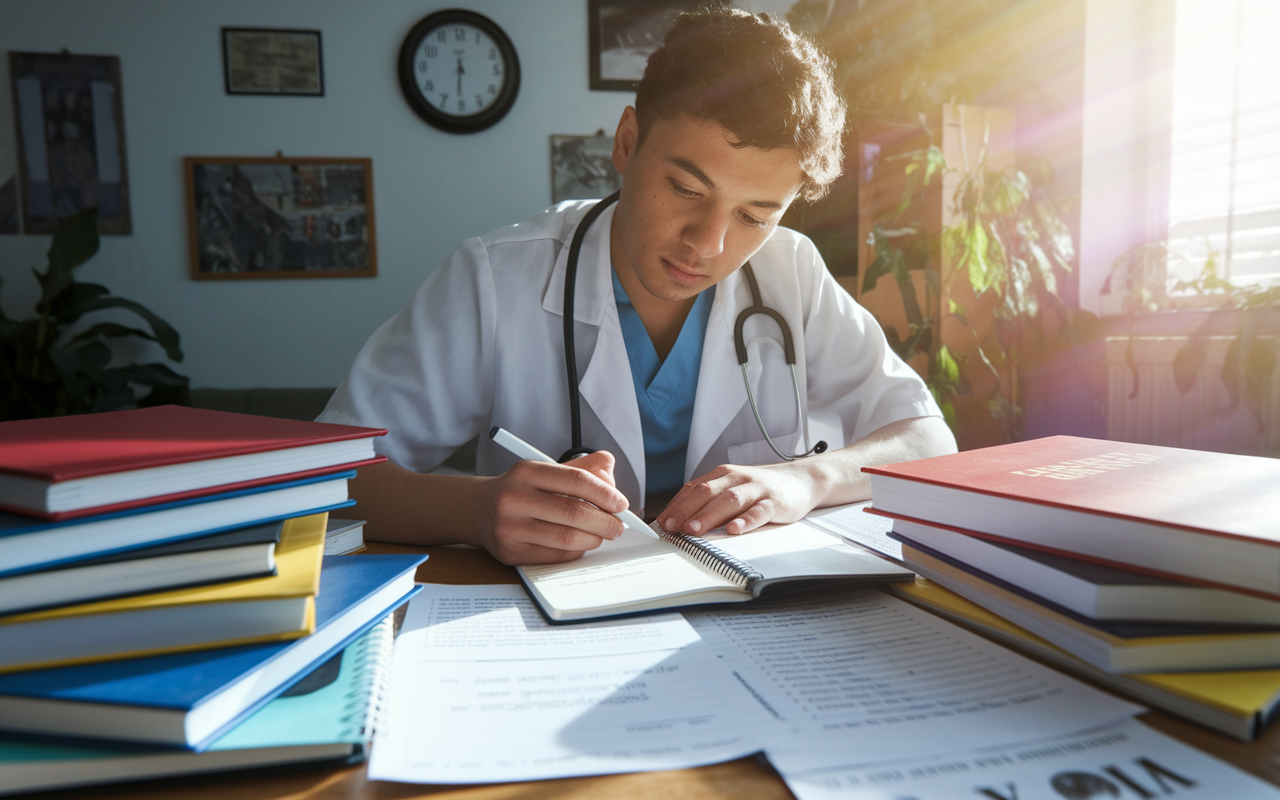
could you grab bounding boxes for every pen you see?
[489,426,660,540]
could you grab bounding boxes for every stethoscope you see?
[557,191,827,465]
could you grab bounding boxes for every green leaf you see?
[1171,338,1206,394]
[115,361,191,388]
[967,222,990,291]
[861,234,896,295]
[1124,338,1139,399]
[48,282,111,318]
[55,297,184,363]
[66,322,159,348]
[935,344,960,383]
[37,208,100,311]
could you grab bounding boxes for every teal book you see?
[0,614,393,797]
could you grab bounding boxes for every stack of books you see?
[863,435,1280,741]
[0,406,427,794]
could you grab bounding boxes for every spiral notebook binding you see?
[658,530,764,590]
[337,613,397,743]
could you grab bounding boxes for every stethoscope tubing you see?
[560,192,826,464]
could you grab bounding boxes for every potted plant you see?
[1104,242,1280,433]
[785,0,1099,448]
[0,208,190,420]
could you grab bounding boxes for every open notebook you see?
[518,520,914,622]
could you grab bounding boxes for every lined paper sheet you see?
[686,589,1142,773]
[780,718,1280,800]
[803,502,903,562]
[368,585,776,783]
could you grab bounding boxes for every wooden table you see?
[35,543,1280,800]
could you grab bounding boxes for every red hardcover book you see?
[0,406,386,520]
[862,436,1280,597]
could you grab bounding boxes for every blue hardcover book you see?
[0,472,356,578]
[0,554,425,750]
[0,613,395,796]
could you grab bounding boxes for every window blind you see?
[1167,0,1280,287]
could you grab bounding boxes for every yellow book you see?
[891,578,1280,741]
[0,513,327,674]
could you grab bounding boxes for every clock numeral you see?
[492,63,501,76]
[424,79,434,92]
[488,83,497,95]
[417,60,427,72]
[436,30,447,42]
[489,48,497,60]
[475,93,483,107]
[454,27,466,41]
[439,92,449,107]
[424,45,438,58]
[458,98,466,112]
[475,31,482,44]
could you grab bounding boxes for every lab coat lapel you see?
[686,269,749,479]
[542,203,647,498]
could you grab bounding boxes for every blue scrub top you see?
[612,270,714,496]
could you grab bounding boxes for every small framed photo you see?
[184,156,376,280]
[551,133,622,204]
[588,0,710,91]
[8,51,131,234]
[222,28,324,96]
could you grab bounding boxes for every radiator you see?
[1105,336,1280,457]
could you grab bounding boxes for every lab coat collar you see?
[540,200,751,498]
[542,201,616,325]
[541,201,648,498]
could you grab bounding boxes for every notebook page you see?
[520,526,740,614]
[703,521,913,583]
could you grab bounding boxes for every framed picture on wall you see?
[184,156,377,280]
[550,132,622,203]
[8,51,131,235]
[222,28,324,96]
[588,0,715,91]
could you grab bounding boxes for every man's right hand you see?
[474,450,627,565]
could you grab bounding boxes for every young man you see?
[318,8,956,565]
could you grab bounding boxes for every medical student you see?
[318,7,957,566]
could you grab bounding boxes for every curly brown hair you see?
[635,6,847,202]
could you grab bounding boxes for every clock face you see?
[398,11,520,134]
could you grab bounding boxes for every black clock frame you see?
[397,9,521,134]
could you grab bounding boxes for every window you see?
[1166,0,1280,288]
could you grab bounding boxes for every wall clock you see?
[397,9,521,134]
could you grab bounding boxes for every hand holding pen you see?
[471,428,655,566]
[490,428,659,540]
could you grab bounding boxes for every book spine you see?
[339,612,396,743]
[658,531,764,590]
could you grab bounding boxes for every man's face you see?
[609,108,805,309]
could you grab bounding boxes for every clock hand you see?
[456,57,464,96]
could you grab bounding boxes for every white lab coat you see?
[319,200,940,516]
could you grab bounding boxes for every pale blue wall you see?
[0,0,636,388]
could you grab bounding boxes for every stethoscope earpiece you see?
[557,448,594,463]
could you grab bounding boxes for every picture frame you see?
[8,51,131,235]
[222,28,324,96]
[550,133,622,204]
[184,156,376,280]
[588,0,711,91]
